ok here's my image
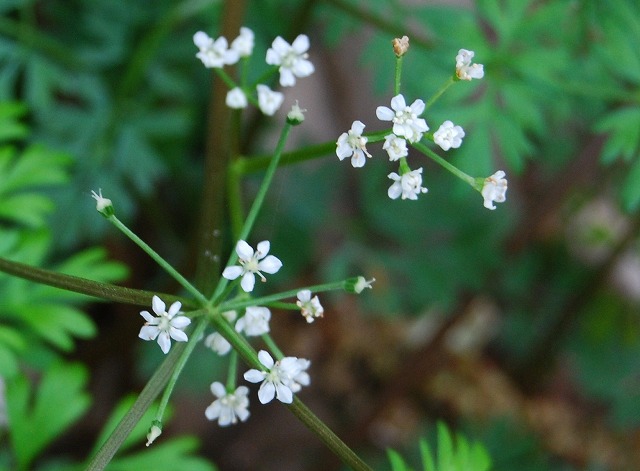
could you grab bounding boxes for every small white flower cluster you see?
[244,350,311,404]
[194,27,314,117]
[334,47,506,209]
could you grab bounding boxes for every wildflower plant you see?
[0,23,502,471]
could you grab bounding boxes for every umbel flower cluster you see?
[193,27,314,116]
[90,28,507,453]
[336,42,508,209]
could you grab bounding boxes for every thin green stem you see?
[226,350,239,390]
[218,280,345,312]
[211,121,294,303]
[287,397,373,471]
[394,55,403,95]
[154,318,208,422]
[227,158,246,238]
[425,76,455,110]
[412,141,476,187]
[108,216,208,305]
[86,341,188,470]
[262,333,284,359]
[0,256,194,309]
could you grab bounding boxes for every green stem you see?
[226,350,239,390]
[412,141,476,187]
[211,309,373,471]
[287,397,373,471]
[227,157,246,238]
[394,55,403,95]
[86,341,188,470]
[154,318,208,422]
[425,76,455,110]
[108,216,208,305]
[0,256,194,308]
[235,128,391,176]
[262,333,284,359]
[219,280,345,312]
[211,121,294,303]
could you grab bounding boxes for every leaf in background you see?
[594,107,640,164]
[387,448,412,471]
[0,102,28,142]
[6,363,91,470]
[0,143,71,227]
[89,396,215,471]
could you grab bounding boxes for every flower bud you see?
[91,189,114,218]
[344,276,375,294]
[393,36,410,56]
[146,421,162,446]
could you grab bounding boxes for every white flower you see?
[205,332,232,355]
[481,170,507,210]
[138,295,191,354]
[222,240,283,292]
[266,34,315,87]
[382,134,408,161]
[91,189,113,216]
[287,100,306,124]
[256,84,284,116]
[193,31,239,68]
[296,290,324,323]
[354,276,375,294]
[388,168,428,200]
[336,120,372,168]
[145,423,162,446]
[235,306,271,336]
[231,26,254,57]
[225,87,248,109]
[376,94,429,143]
[455,49,484,81]
[433,120,465,151]
[205,382,250,426]
[289,358,311,392]
[243,350,310,404]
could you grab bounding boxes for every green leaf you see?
[595,107,640,164]
[21,303,96,351]
[0,102,28,142]
[437,422,455,471]
[419,437,436,471]
[106,437,216,471]
[387,448,411,471]
[6,363,91,470]
[621,157,640,212]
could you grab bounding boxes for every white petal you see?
[351,151,365,168]
[291,34,310,53]
[258,382,276,404]
[169,328,188,343]
[193,31,212,49]
[292,60,314,77]
[167,301,182,318]
[210,381,226,398]
[236,240,254,259]
[275,383,293,403]
[376,106,394,121]
[222,266,243,280]
[240,272,256,292]
[139,325,159,341]
[351,120,366,134]
[256,240,271,257]
[244,369,266,383]
[279,69,296,87]
[140,310,155,323]
[170,315,191,329]
[270,36,290,55]
[388,182,402,200]
[157,332,171,354]
[204,401,221,420]
[297,290,311,302]
[265,48,280,65]
[410,99,425,115]
[390,94,407,111]
[151,295,165,315]
[258,350,274,368]
[336,142,353,160]
[258,255,282,274]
